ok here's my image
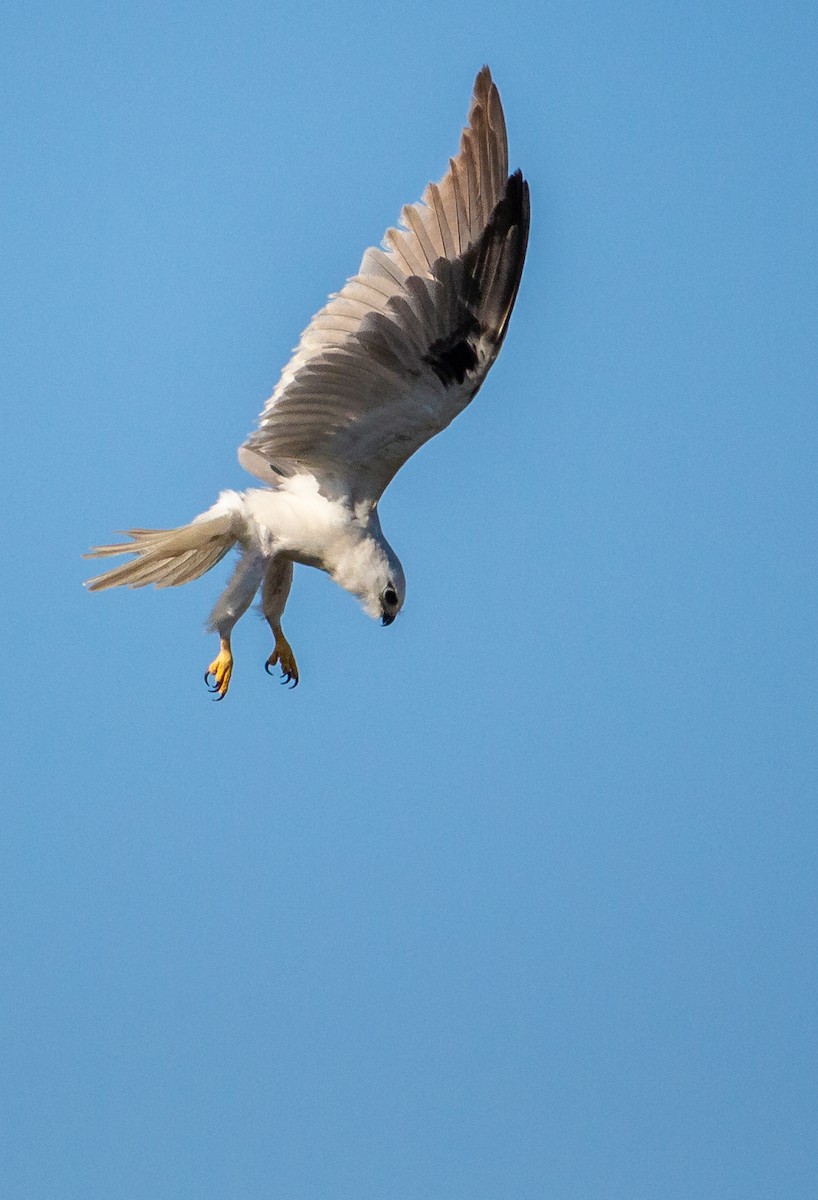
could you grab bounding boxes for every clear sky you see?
[3,2,817,1197]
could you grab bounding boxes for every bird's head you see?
[375,566,405,626]
[329,521,405,626]
[356,544,406,625]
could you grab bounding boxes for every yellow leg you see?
[265,632,299,688]
[205,637,234,700]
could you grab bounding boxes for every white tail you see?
[84,513,238,591]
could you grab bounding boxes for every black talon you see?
[265,660,276,676]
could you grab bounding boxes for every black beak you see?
[381,611,396,626]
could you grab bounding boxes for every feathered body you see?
[85,67,529,696]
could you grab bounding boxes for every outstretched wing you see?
[240,67,530,504]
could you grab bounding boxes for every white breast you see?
[243,479,353,567]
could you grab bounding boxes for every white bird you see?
[85,67,530,698]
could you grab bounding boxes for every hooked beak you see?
[381,611,396,627]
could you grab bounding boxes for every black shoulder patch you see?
[423,318,481,387]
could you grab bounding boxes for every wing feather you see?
[383,225,429,277]
[240,67,529,502]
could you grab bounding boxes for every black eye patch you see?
[383,586,398,607]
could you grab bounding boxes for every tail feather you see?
[84,514,238,591]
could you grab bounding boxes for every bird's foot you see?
[265,634,299,688]
[205,640,233,700]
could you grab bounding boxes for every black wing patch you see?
[423,170,530,391]
[423,317,481,387]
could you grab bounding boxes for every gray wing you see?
[240,67,530,504]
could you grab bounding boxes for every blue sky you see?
[3,2,817,1197]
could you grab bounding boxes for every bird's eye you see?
[383,585,398,607]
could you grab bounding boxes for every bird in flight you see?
[85,67,530,698]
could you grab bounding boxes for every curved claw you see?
[265,638,299,690]
[205,643,233,700]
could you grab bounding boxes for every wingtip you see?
[473,64,494,97]
[500,170,531,232]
